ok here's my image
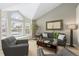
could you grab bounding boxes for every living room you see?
[0,3,79,56]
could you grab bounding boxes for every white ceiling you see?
[33,3,61,19]
[0,3,19,9]
[1,3,61,20]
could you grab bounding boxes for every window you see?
[1,12,8,39]
[0,11,31,39]
[25,23,30,34]
[10,12,24,37]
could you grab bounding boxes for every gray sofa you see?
[41,32,66,47]
[1,36,29,56]
[37,47,77,56]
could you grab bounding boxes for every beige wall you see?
[76,4,79,46]
[0,10,1,49]
[36,3,78,45]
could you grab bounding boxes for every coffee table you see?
[37,40,57,53]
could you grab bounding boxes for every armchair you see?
[1,36,29,56]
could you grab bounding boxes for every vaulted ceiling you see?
[0,3,61,20]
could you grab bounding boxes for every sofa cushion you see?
[47,33,53,38]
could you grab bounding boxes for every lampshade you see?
[67,24,78,30]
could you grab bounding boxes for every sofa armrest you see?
[16,40,28,44]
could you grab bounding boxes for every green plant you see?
[53,32,59,39]
[32,21,39,35]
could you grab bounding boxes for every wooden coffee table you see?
[37,40,57,53]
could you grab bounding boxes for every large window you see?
[1,12,8,39]
[1,11,31,39]
[10,12,24,37]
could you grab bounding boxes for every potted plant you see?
[32,20,39,37]
[53,32,59,44]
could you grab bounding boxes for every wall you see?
[36,3,78,45]
[0,10,1,49]
[76,4,79,46]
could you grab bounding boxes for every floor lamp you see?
[67,24,77,47]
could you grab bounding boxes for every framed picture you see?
[46,20,63,30]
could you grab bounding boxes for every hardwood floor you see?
[0,49,4,56]
[28,39,37,56]
[67,47,79,55]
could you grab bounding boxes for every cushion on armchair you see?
[47,33,53,38]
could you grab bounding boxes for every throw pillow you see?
[42,33,48,37]
[58,34,65,40]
